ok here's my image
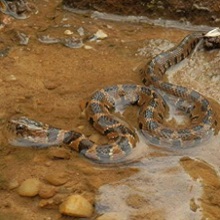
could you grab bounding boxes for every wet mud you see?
[0,0,220,220]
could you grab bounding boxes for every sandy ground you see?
[0,1,220,220]
[63,0,220,26]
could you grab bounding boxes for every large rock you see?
[17,178,41,197]
[59,194,93,217]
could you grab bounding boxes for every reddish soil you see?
[63,0,220,26]
[0,1,220,220]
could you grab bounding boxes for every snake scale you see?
[8,30,220,163]
[0,0,35,19]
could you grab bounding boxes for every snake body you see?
[0,0,35,19]
[8,31,219,163]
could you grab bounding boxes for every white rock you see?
[59,195,93,217]
[94,30,108,39]
[106,25,113,29]
[77,27,85,36]
[84,45,93,50]
[64,30,73,35]
[17,178,41,197]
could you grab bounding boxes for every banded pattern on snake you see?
[0,0,35,19]
[8,30,220,163]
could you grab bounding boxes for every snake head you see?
[9,116,45,133]
[7,116,51,147]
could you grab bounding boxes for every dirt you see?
[0,0,220,220]
[180,157,220,220]
[62,0,220,27]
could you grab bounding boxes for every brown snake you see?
[8,29,220,163]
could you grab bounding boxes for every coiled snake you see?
[8,29,220,163]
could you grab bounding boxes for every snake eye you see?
[16,124,25,133]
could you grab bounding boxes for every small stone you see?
[39,194,66,209]
[59,195,93,217]
[39,198,54,208]
[5,75,17,81]
[62,17,68,22]
[64,30,73,35]
[96,212,127,220]
[94,30,108,39]
[44,171,69,186]
[77,125,85,130]
[48,148,71,160]
[190,198,199,212]
[39,184,57,199]
[17,178,41,197]
[44,81,60,90]
[90,30,108,42]
[77,27,85,36]
[84,45,93,50]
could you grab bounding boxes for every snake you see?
[0,0,36,19]
[7,30,220,163]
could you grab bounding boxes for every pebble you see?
[44,171,69,186]
[38,184,57,199]
[64,29,73,35]
[39,194,66,209]
[5,74,17,81]
[94,30,108,40]
[84,45,93,50]
[43,81,60,90]
[17,178,41,197]
[77,125,85,130]
[77,27,85,36]
[190,198,199,212]
[90,29,108,41]
[96,212,127,220]
[59,195,93,217]
[39,198,54,208]
[106,25,113,29]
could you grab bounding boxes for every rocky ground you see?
[0,0,220,220]
[63,0,220,26]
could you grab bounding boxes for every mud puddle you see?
[0,1,220,220]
